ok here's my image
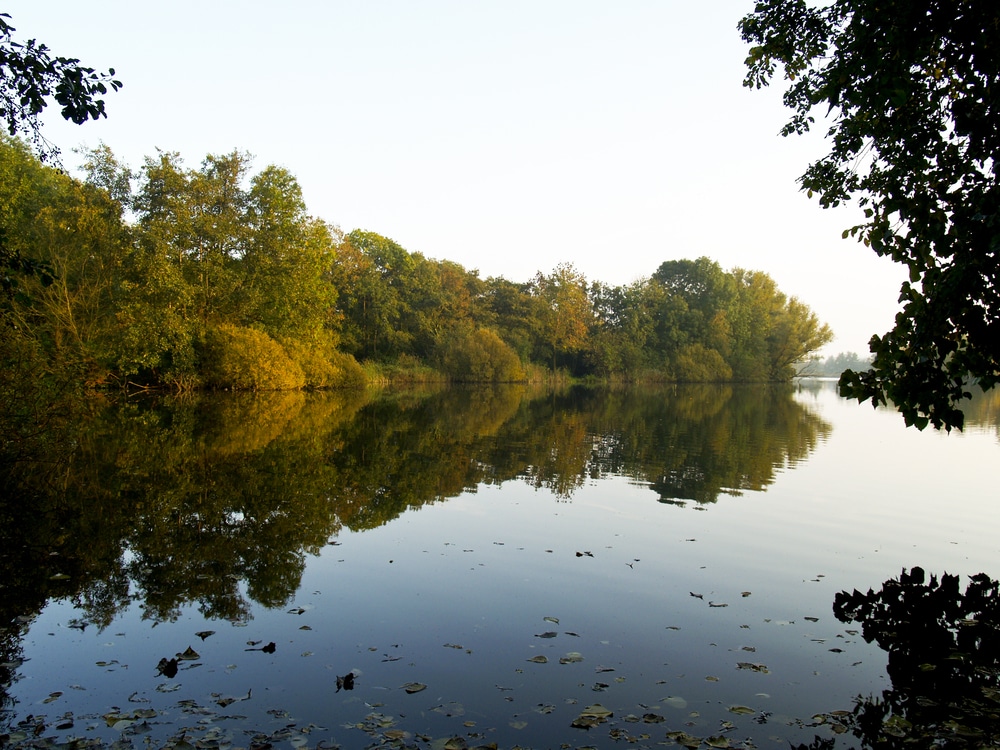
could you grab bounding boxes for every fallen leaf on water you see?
[728,705,755,715]
[708,602,728,608]
[579,704,613,718]
[431,702,465,716]
[642,713,665,723]
[176,646,200,660]
[737,662,770,673]
[215,689,252,707]
[526,655,548,664]
[706,735,733,748]
[666,730,702,748]
[443,737,467,750]
[559,652,584,664]
[156,657,178,678]
[402,682,427,694]
[195,631,215,640]
[543,616,560,624]
[741,591,751,597]
[804,616,819,622]
[43,692,62,704]
[571,703,613,728]
[509,720,528,729]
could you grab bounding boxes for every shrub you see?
[674,344,733,382]
[281,337,367,389]
[439,328,526,382]
[200,324,305,391]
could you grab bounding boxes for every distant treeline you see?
[0,139,832,393]
[797,352,873,377]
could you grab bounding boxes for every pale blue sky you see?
[8,0,907,355]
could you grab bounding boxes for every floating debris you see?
[402,682,427,694]
[571,703,613,729]
[737,662,770,673]
[156,657,178,678]
[245,642,276,653]
[666,730,702,748]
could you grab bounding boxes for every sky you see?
[8,0,908,356]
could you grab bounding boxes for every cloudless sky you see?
[8,0,908,355]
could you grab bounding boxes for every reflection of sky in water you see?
[12,383,1000,748]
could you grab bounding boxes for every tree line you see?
[0,137,832,394]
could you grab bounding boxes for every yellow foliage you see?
[200,324,305,391]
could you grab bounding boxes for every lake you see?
[1,381,998,749]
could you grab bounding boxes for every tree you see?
[740,0,999,430]
[0,12,122,297]
[0,12,121,162]
[533,263,592,372]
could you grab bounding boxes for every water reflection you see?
[802,568,1000,749]
[1,384,832,726]
[4,385,829,622]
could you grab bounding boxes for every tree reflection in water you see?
[0,384,831,724]
[801,567,1000,749]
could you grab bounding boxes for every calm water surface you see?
[1,382,997,749]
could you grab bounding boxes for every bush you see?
[439,328,526,382]
[200,324,305,391]
[282,337,367,389]
[674,344,733,382]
